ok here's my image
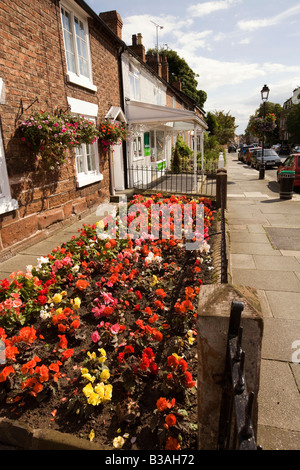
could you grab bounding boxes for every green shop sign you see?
[144,132,151,157]
[157,161,166,171]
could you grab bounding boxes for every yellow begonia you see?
[94,383,105,399]
[73,297,81,310]
[83,383,94,398]
[113,436,125,449]
[88,392,101,406]
[52,293,62,304]
[151,275,158,286]
[96,220,105,229]
[89,429,95,442]
[98,349,107,363]
[100,369,110,382]
[56,308,63,315]
[82,371,95,382]
[87,351,97,360]
[103,384,113,403]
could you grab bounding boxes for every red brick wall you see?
[0,0,122,260]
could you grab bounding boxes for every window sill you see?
[67,72,97,92]
[76,173,103,188]
[0,198,19,215]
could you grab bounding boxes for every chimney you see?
[172,79,182,91]
[146,52,162,77]
[161,55,169,82]
[99,10,123,39]
[129,33,146,62]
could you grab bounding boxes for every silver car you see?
[250,149,282,170]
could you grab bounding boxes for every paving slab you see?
[257,425,300,450]
[261,318,300,361]
[265,227,300,251]
[265,291,300,320]
[253,255,300,271]
[230,254,256,269]
[258,359,300,432]
[0,254,39,279]
[231,269,300,292]
[230,242,280,255]
[229,232,270,244]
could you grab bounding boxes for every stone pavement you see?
[226,152,300,450]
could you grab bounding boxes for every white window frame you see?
[129,63,140,100]
[67,97,102,188]
[132,134,143,161]
[60,0,97,92]
[0,124,18,215]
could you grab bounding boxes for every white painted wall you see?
[121,51,167,105]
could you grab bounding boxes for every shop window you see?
[132,135,143,160]
[150,130,165,162]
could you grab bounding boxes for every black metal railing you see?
[128,164,217,197]
[218,301,260,450]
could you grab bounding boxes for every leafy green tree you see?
[210,110,237,145]
[286,103,300,143]
[205,112,218,135]
[147,48,207,108]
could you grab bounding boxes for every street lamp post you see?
[259,84,270,180]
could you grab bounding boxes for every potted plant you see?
[98,119,130,152]
[250,113,277,137]
[18,109,99,170]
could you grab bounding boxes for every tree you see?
[209,110,237,145]
[245,102,282,144]
[147,48,207,108]
[286,103,300,143]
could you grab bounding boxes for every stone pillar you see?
[197,284,263,450]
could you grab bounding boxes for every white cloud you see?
[187,0,241,17]
[238,4,300,31]
[173,29,213,51]
[239,38,250,45]
[122,14,193,49]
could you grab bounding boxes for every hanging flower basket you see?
[98,119,130,152]
[250,113,277,137]
[18,109,99,170]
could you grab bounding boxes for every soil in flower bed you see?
[0,194,217,450]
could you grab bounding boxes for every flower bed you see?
[0,194,215,450]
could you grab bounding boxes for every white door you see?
[111,143,125,191]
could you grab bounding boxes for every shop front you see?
[125,100,207,189]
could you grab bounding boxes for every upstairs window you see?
[129,63,140,100]
[60,2,96,91]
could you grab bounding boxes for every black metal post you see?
[259,100,266,180]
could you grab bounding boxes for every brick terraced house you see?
[0,0,207,261]
[0,0,125,260]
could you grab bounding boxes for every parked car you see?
[238,144,254,161]
[271,144,281,152]
[278,143,290,155]
[243,147,261,165]
[277,153,300,187]
[250,149,282,170]
[228,144,237,153]
[291,145,300,153]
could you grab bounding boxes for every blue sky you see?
[85,0,300,134]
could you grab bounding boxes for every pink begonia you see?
[110,324,120,335]
[91,331,100,343]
